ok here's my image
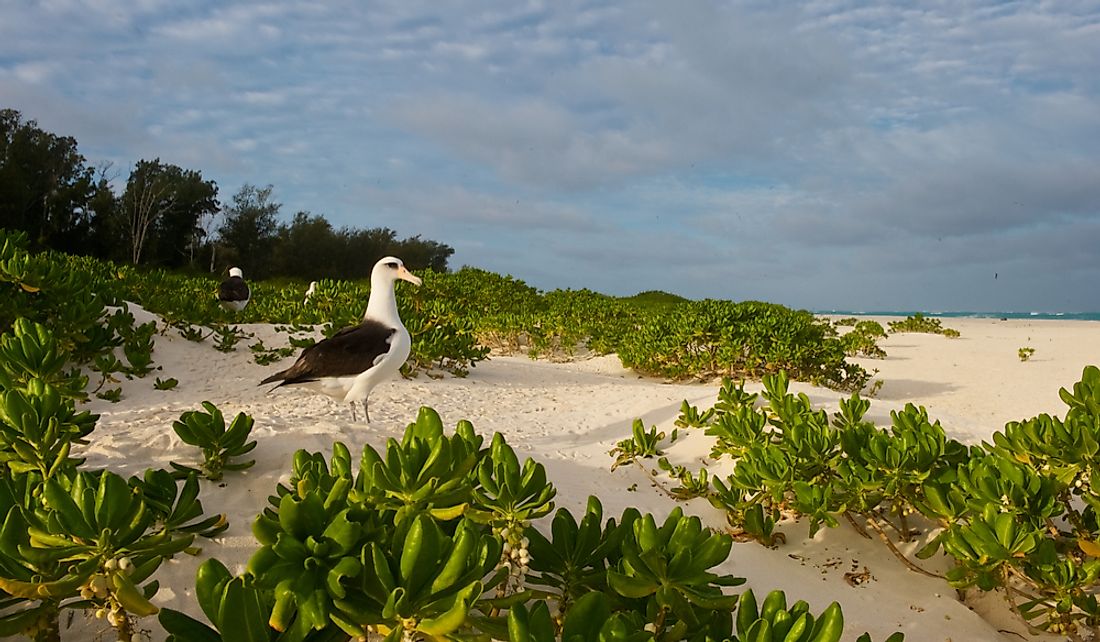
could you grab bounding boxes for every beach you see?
[63,313,1100,642]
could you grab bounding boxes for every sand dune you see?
[62,313,1099,641]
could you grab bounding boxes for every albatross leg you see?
[346,401,370,423]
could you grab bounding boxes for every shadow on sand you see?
[872,378,957,401]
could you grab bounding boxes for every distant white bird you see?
[218,267,250,311]
[303,280,318,303]
[260,257,422,422]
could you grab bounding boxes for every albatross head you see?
[373,256,423,287]
[228,267,244,278]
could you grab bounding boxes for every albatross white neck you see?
[365,274,401,324]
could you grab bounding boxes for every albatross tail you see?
[259,370,290,386]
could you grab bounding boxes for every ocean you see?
[816,310,1100,321]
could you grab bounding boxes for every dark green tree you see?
[119,158,219,266]
[395,234,454,273]
[1,108,455,277]
[83,163,123,259]
[151,167,219,269]
[339,226,398,276]
[0,108,107,253]
[268,216,455,280]
[270,211,341,280]
[218,183,281,277]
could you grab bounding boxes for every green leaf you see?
[808,601,844,642]
[221,577,275,642]
[417,580,480,636]
[111,571,159,617]
[195,559,233,627]
[561,591,612,640]
[158,609,222,642]
[607,570,658,598]
[737,589,760,636]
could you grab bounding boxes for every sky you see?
[2,1,1099,312]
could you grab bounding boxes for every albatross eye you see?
[386,261,399,269]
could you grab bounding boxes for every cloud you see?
[1,0,1098,310]
[385,94,671,189]
[354,183,604,235]
[150,3,289,48]
[383,3,859,191]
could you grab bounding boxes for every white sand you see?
[55,312,1100,641]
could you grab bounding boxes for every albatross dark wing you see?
[219,276,250,302]
[259,319,397,386]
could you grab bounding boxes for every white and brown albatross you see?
[259,257,422,422]
[218,267,250,311]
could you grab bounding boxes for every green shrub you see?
[169,401,258,481]
[609,419,666,471]
[160,407,894,642]
[0,318,226,641]
[617,300,868,391]
[887,313,959,337]
[840,320,887,358]
[661,365,1100,637]
[2,238,878,394]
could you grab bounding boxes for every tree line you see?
[0,108,454,279]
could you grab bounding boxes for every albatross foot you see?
[348,401,371,423]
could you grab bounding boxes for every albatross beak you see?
[397,266,422,286]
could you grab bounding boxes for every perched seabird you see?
[259,257,422,422]
[303,281,318,303]
[218,267,250,311]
